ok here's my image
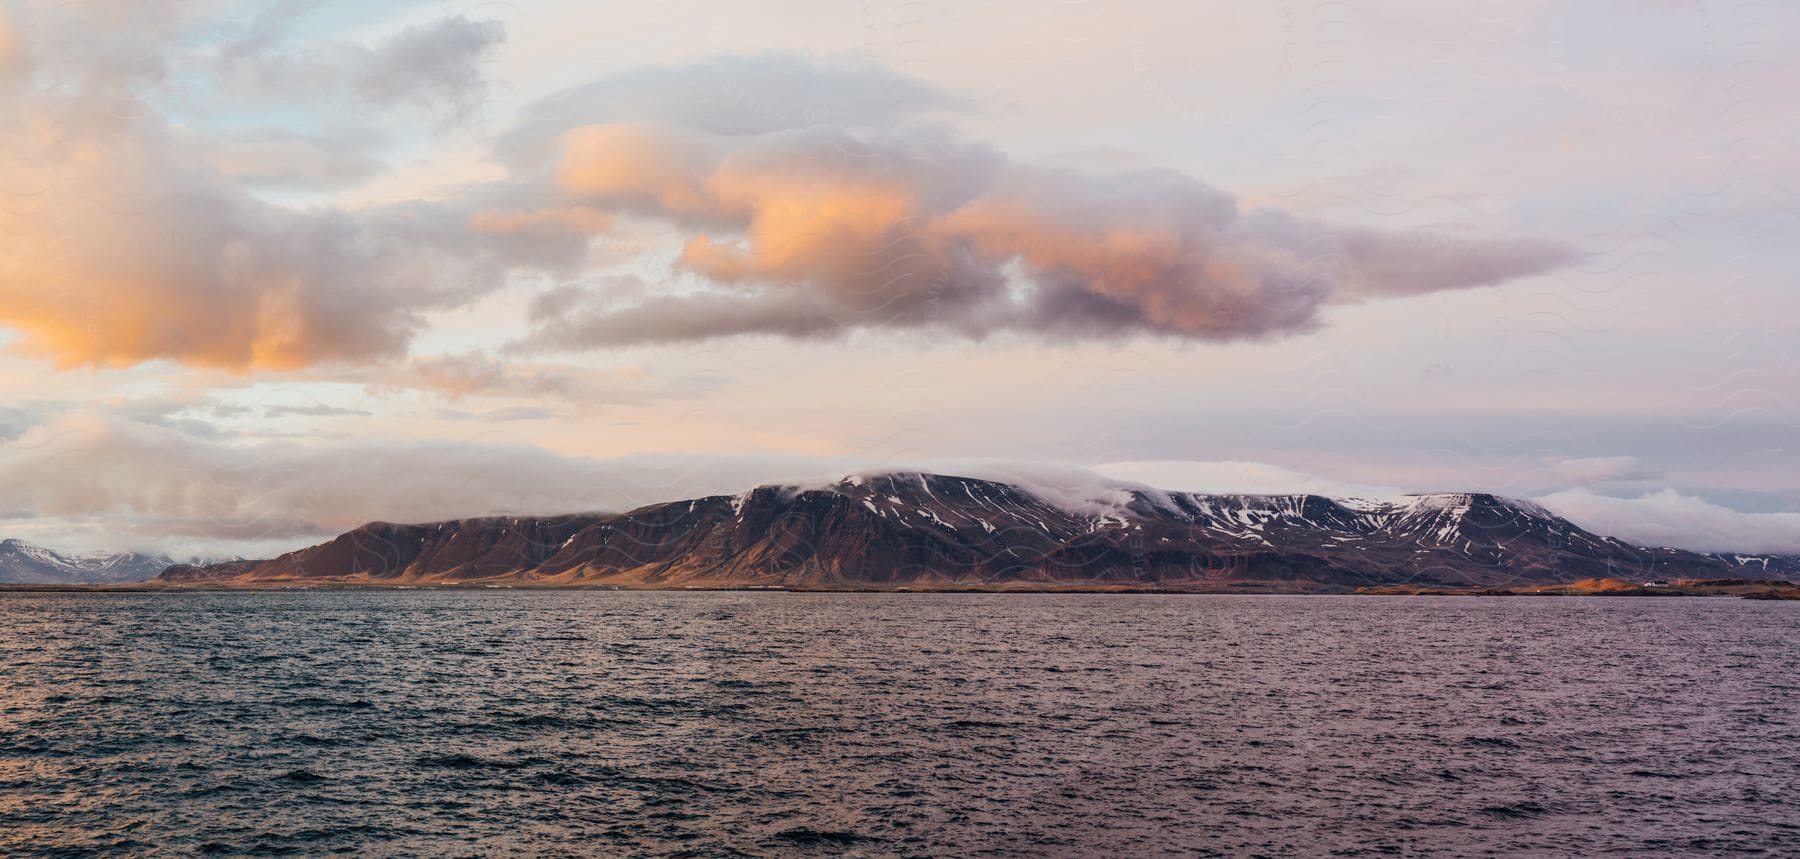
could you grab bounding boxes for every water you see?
[0,592,1795,857]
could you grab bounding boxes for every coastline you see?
[5,578,1797,598]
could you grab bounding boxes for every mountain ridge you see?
[0,539,176,584]
[156,473,1800,591]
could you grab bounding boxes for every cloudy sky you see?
[1,0,1796,557]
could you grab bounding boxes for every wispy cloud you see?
[1542,455,1660,485]
[434,406,558,422]
[263,404,373,419]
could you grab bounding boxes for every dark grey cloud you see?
[352,16,504,119]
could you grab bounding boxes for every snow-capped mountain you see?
[158,472,1800,590]
[0,539,175,584]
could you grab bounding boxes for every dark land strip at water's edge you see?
[5,579,1798,598]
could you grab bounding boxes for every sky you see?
[0,0,1797,558]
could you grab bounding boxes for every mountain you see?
[0,539,175,584]
[156,472,1800,591]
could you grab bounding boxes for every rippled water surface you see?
[1,592,1796,856]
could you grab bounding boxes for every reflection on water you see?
[1,592,1795,856]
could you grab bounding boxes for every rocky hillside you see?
[157,473,1800,591]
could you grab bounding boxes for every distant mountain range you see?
[157,473,1800,591]
[0,539,175,584]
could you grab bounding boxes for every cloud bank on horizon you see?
[8,414,1795,559]
[0,0,1793,558]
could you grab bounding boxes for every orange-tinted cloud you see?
[0,133,430,369]
[0,10,24,82]
[0,6,505,371]
[0,41,1583,369]
[512,111,1580,349]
